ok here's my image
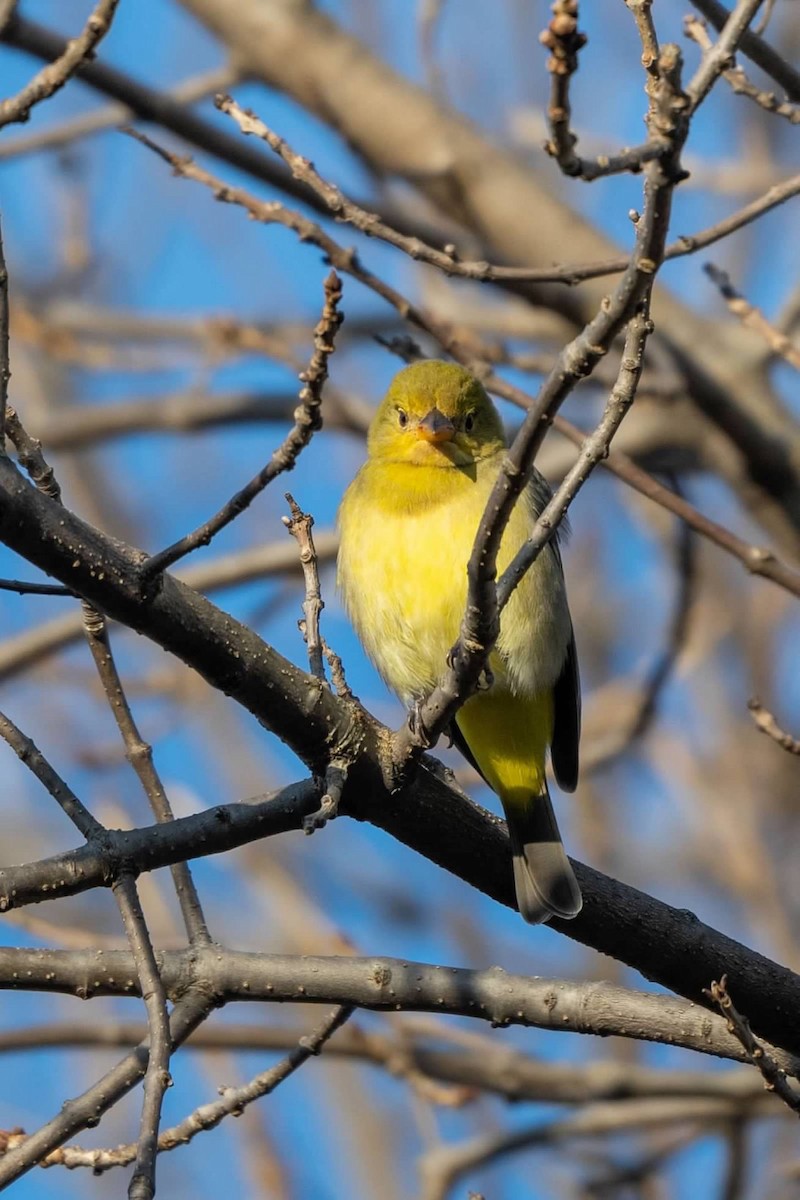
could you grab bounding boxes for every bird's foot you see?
[408,698,433,748]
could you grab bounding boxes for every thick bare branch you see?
[4,441,800,1056]
[0,947,797,1072]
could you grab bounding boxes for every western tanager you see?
[337,360,581,923]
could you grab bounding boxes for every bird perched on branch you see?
[337,360,581,923]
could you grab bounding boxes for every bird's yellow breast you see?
[337,453,570,704]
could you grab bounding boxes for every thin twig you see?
[80,605,211,945]
[540,1,663,181]
[5,406,61,500]
[0,215,8,451]
[321,638,354,701]
[0,988,215,1190]
[704,263,800,370]
[216,93,622,283]
[540,0,588,178]
[18,1005,354,1174]
[381,329,800,605]
[660,173,800,266]
[747,699,800,756]
[139,269,343,582]
[0,64,243,160]
[280,494,352,835]
[0,709,105,841]
[129,120,800,294]
[688,0,800,101]
[685,16,800,123]
[394,40,690,761]
[706,977,800,1115]
[0,0,120,129]
[283,497,326,683]
[686,0,766,110]
[496,308,653,610]
[303,758,349,835]
[6,399,190,1193]
[625,1,660,80]
[0,577,73,596]
[111,876,173,1200]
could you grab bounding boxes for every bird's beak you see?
[416,408,455,444]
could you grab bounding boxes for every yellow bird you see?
[337,360,581,923]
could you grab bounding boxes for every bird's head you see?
[367,361,505,468]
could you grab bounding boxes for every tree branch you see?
[0,947,796,1073]
[0,0,120,129]
[3,455,800,1056]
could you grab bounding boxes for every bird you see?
[337,359,581,923]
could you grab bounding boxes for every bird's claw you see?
[408,698,433,748]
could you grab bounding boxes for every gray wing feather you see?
[551,627,580,792]
[529,469,580,792]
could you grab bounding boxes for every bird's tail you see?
[506,787,582,924]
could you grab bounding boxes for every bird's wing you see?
[527,469,580,791]
[450,468,579,788]
[551,625,580,792]
[449,720,488,783]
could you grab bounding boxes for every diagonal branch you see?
[394,40,690,761]
[5,455,800,1056]
[21,1005,355,1174]
[0,986,215,1189]
[687,0,800,100]
[704,263,800,370]
[139,269,343,582]
[685,15,800,123]
[686,0,766,110]
[0,0,120,129]
[706,977,800,1115]
[0,216,8,451]
[81,605,211,946]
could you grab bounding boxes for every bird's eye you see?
[464,410,476,432]
[397,408,408,428]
